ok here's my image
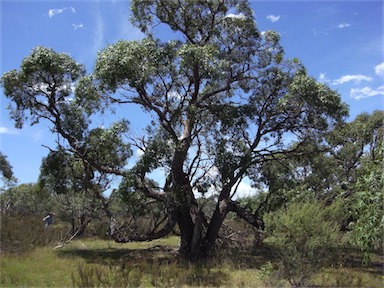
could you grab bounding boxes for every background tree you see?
[1,0,348,260]
[344,111,384,262]
[239,110,383,263]
[0,152,16,189]
[0,183,51,215]
[38,146,127,238]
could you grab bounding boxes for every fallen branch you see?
[53,219,91,249]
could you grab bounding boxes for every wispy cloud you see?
[266,14,280,22]
[332,74,373,85]
[0,127,19,135]
[48,7,76,18]
[312,28,329,37]
[338,23,351,29]
[313,22,351,37]
[350,86,384,100]
[374,62,384,77]
[72,23,84,30]
[92,3,105,55]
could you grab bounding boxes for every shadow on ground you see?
[56,244,177,265]
[56,241,383,277]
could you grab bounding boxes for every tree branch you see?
[228,201,264,229]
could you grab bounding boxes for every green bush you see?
[264,201,342,287]
[0,214,69,254]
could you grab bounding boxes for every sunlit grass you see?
[1,246,84,287]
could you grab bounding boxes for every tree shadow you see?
[56,240,383,278]
[340,247,384,276]
[212,243,278,269]
[56,244,177,265]
[58,244,231,287]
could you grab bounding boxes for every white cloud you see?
[332,74,373,85]
[231,179,259,199]
[350,86,384,100]
[48,8,65,18]
[266,15,280,22]
[48,7,76,18]
[374,62,384,77]
[72,23,84,30]
[338,23,351,29]
[0,127,18,135]
[312,28,329,37]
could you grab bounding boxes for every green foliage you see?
[264,201,343,287]
[39,150,82,194]
[72,263,144,288]
[0,46,85,128]
[0,151,14,181]
[95,38,163,92]
[0,152,16,189]
[350,149,384,262]
[258,261,285,287]
[0,214,68,254]
[0,183,52,215]
[83,121,132,169]
[74,75,102,115]
[326,110,384,186]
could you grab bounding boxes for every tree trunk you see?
[177,198,229,260]
[178,207,195,258]
[201,199,228,257]
[178,207,206,261]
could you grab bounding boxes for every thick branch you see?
[110,208,178,243]
[136,177,166,202]
[228,201,264,229]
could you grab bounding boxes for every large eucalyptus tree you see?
[1,0,348,259]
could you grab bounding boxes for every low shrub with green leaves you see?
[0,214,69,254]
[264,201,343,287]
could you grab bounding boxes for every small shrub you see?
[264,201,343,287]
[0,214,68,254]
[148,261,186,287]
[258,261,285,287]
[186,263,228,287]
[72,263,145,287]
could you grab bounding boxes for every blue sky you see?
[1,0,383,190]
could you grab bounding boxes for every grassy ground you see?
[1,236,383,287]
